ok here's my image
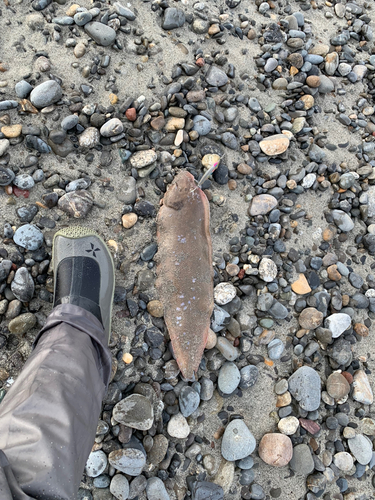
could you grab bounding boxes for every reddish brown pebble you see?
[354,323,369,337]
[258,433,293,467]
[341,371,354,385]
[237,163,252,175]
[195,57,205,67]
[125,108,136,121]
[228,179,237,190]
[299,418,321,435]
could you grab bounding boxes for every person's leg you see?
[0,228,115,500]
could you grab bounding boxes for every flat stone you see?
[353,370,373,405]
[258,433,293,467]
[348,434,373,465]
[130,150,157,169]
[218,362,241,394]
[292,274,311,294]
[0,139,10,157]
[113,394,154,430]
[324,313,351,338]
[86,450,108,477]
[221,420,256,461]
[144,478,169,500]
[1,125,22,138]
[277,416,299,435]
[332,210,354,232]
[58,190,94,218]
[213,460,234,495]
[167,413,190,438]
[108,448,146,476]
[100,118,123,137]
[334,452,353,472]
[214,282,237,305]
[30,80,62,108]
[147,434,169,465]
[288,366,321,411]
[79,127,100,148]
[216,337,239,361]
[193,115,211,136]
[249,195,278,216]
[109,474,129,500]
[298,308,323,330]
[8,313,36,334]
[179,386,200,417]
[326,372,350,399]
[192,481,224,500]
[84,22,116,46]
[13,224,43,251]
[162,7,185,30]
[259,135,289,156]
[113,2,136,20]
[205,66,228,87]
[258,258,277,282]
[290,444,314,475]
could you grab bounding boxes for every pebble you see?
[216,337,239,361]
[15,80,33,98]
[218,362,241,394]
[13,224,43,251]
[193,115,211,136]
[11,268,35,302]
[86,451,108,478]
[348,435,373,465]
[130,150,157,169]
[108,448,146,476]
[79,127,100,148]
[258,433,293,467]
[249,195,278,216]
[147,434,168,465]
[326,372,350,399]
[290,444,314,475]
[334,452,354,472]
[353,370,373,405]
[268,339,284,360]
[259,135,289,156]
[332,210,355,232]
[0,139,10,157]
[324,313,351,338]
[298,308,323,330]
[167,413,190,439]
[214,283,237,305]
[277,416,299,435]
[221,419,256,461]
[58,191,94,218]
[113,394,154,430]
[30,80,62,108]
[292,274,311,295]
[258,258,277,282]
[288,366,321,411]
[239,365,259,389]
[84,22,116,46]
[13,174,35,190]
[61,115,79,130]
[205,66,228,87]
[8,313,36,334]
[179,386,200,417]
[146,477,170,500]
[191,481,224,500]
[162,8,185,30]
[100,118,124,137]
[110,475,129,500]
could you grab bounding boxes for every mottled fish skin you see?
[156,171,213,380]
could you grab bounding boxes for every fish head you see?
[163,170,197,210]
